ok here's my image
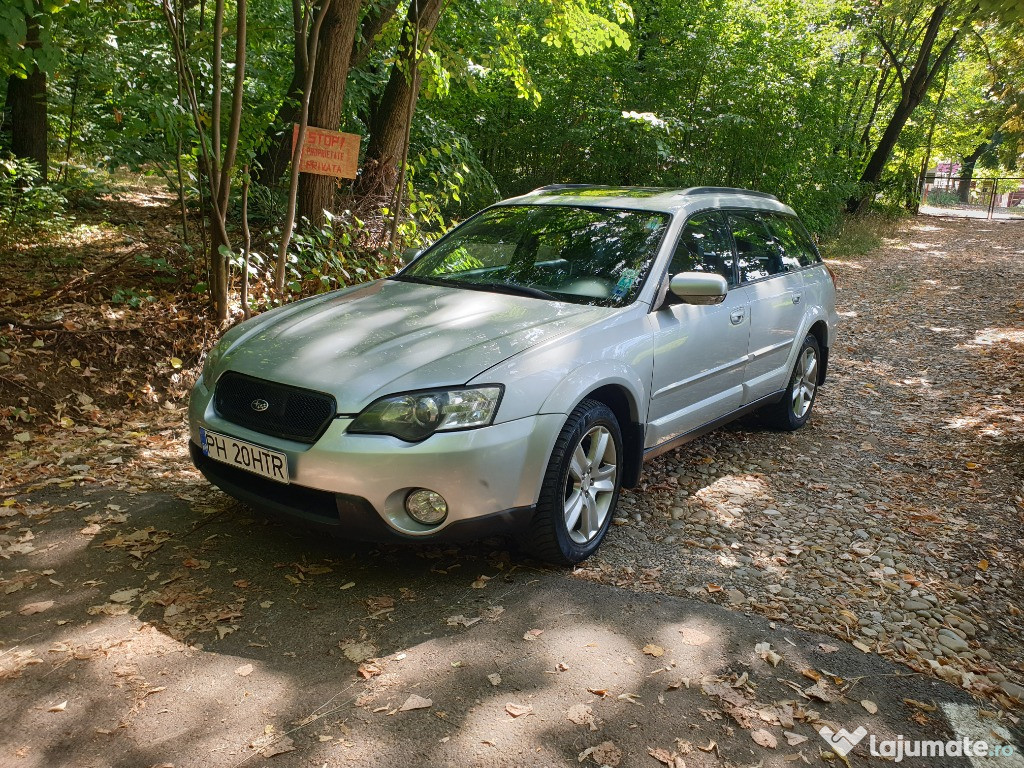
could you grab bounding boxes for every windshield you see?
[395,204,671,306]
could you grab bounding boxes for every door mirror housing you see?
[401,247,424,265]
[669,272,729,305]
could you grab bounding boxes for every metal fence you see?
[919,175,1024,220]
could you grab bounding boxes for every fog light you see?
[405,489,448,525]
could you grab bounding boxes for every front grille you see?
[213,371,336,443]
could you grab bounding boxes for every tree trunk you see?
[296,0,362,226]
[253,1,396,188]
[957,142,987,202]
[354,0,444,205]
[6,16,48,180]
[848,2,962,213]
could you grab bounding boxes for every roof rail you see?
[529,183,603,193]
[680,186,779,201]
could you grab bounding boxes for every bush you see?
[0,155,68,240]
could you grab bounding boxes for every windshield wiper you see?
[393,274,557,301]
[457,281,557,301]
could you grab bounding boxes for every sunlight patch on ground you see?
[969,327,1024,346]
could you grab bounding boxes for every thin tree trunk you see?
[7,14,48,179]
[240,168,252,319]
[956,142,987,202]
[275,0,335,293]
[355,0,445,205]
[295,0,363,226]
[915,61,949,213]
[848,2,962,213]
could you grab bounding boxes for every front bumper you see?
[188,376,563,540]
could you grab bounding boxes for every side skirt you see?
[642,390,786,462]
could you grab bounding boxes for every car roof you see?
[502,184,797,218]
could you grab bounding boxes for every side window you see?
[767,213,817,268]
[728,212,786,282]
[669,212,736,286]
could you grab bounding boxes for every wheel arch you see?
[576,384,645,490]
[808,319,829,384]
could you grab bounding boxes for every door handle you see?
[792,294,802,304]
[730,309,745,325]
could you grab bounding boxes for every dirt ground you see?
[1,213,1022,767]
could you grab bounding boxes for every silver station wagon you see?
[189,185,838,563]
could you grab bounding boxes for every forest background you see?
[1,0,1022,323]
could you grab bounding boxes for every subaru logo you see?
[250,399,270,412]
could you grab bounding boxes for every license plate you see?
[199,427,289,484]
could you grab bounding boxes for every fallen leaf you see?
[235,664,254,677]
[446,614,481,628]
[260,736,295,757]
[170,357,183,369]
[358,662,383,679]
[339,640,376,663]
[804,681,834,702]
[19,601,54,616]
[567,703,598,731]
[79,523,101,536]
[861,699,878,714]
[751,729,777,748]
[580,740,622,766]
[523,629,544,641]
[785,731,809,746]
[505,702,533,718]
[818,643,840,653]
[13,432,31,443]
[108,588,141,604]
[48,701,68,712]
[642,644,665,657]
[471,575,491,589]
[903,698,937,712]
[978,559,989,571]
[398,694,432,712]
[487,673,501,686]
[706,583,722,593]
[647,746,681,766]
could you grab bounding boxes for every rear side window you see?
[669,212,736,286]
[767,213,818,268]
[728,212,785,282]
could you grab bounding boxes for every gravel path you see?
[579,215,1024,707]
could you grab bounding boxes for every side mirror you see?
[669,272,728,305]
[401,247,424,265]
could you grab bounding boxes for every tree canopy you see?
[1,0,1021,317]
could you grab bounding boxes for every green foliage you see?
[284,212,397,296]
[0,155,66,236]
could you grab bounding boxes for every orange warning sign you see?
[291,124,360,179]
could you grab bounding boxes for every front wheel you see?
[526,399,623,565]
[763,334,821,431]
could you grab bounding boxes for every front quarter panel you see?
[470,307,653,423]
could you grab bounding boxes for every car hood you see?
[215,279,608,413]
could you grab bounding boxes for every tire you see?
[763,333,821,431]
[526,399,623,565]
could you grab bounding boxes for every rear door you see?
[646,212,749,448]
[729,210,806,403]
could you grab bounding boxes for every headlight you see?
[201,343,225,385]
[349,386,503,442]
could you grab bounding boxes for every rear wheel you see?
[763,334,820,431]
[527,399,622,564]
